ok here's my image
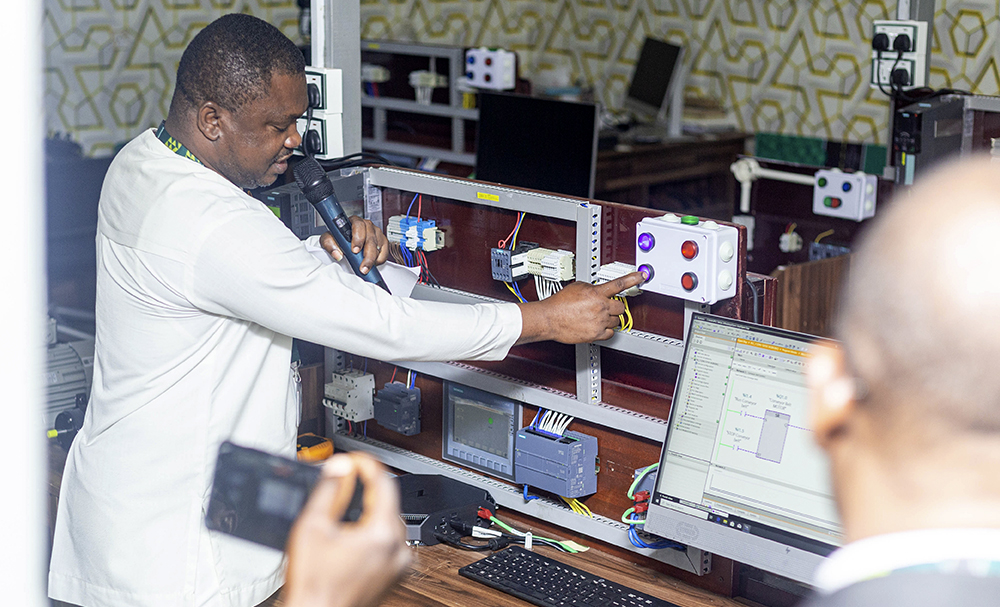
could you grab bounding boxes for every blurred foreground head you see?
[809,157,1000,542]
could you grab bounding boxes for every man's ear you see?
[807,344,858,451]
[196,102,223,142]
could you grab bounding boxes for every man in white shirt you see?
[48,13,641,607]
[804,157,1000,606]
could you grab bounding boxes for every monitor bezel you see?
[441,381,521,481]
[642,313,840,585]
[622,37,686,126]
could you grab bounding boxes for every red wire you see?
[391,367,397,384]
[417,195,422,220]
[497,213,521,248]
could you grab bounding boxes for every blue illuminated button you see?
[467,56,475,64]
[637,232,655,251]
[842,181,852,192]
[638,264,654,282]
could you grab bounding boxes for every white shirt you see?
[48,130,521,607]
[812,528,1000,595]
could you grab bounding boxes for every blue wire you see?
[523,485,540,501]
[625,516,684,550]
[409,372,417,389]
[406,193,418,217]
[512,281,526,303]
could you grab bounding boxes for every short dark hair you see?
[171,13,305,115]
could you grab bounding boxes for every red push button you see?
[681,272,698,291]
[681,240,699,260]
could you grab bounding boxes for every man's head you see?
[167,14,307,188]
[809,157,1000,541]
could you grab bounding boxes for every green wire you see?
[627,463,658,499]
[490,516,581,553]
[621,507,645,526]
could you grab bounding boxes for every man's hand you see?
[282,453,410,607]
[319,216,390,275]
[516,272,646,345]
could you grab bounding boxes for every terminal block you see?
[386,215,446,251]
[491,242,537,282]
[374,382,422,436]
[323,370,375,422]
[596,262,641,296]
[524,248,575,281]
[514,428,598,498]
[635,214,739,305]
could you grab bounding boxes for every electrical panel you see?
[870,20,928,89]
[374,382,422,436]
[812,169,877,222]
[514,428,598,498]
[464,47,516,91]
[323,370,375,422]
[634,214,739,305]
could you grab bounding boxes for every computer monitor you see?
[442,382,521,481]
[475,93,599,199]
[623,37,686,135]
[642,314,842,585]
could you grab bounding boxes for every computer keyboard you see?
[458,545,680,607]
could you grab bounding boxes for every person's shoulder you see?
[799,572,1000,607]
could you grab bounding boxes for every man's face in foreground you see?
[213,71,308,189]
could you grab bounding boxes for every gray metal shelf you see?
[331,432,710,576]
[391,360,669,442]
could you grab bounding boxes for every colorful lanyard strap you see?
[155,120,202,165]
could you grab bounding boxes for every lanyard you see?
[155,121,202,165]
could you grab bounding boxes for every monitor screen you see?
[442,382,520,481]
[643,314,842,585]
[624,37,684,123]
[475,93,599,199]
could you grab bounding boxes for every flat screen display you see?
[475,93,599,199]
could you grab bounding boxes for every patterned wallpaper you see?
[43,0,301,157]
[44,0,1000,156]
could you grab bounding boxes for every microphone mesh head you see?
[292,156,334,204]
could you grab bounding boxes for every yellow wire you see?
[504,281,525,303]
[622,297,633,332]
[787,222,797,235]
[814,229,835,243]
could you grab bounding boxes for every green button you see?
[818,177,828,187]
[681,215,699,225]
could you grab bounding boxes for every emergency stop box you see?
[634,214,739,305]
[812,169,877,222]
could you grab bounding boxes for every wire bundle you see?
[561,496,593,518]
[436,514,586,554]
[614,296,633,332]
[533,275,564,300]
[386,194,441,286]
[529,409,574,437]
[621,463,684,550]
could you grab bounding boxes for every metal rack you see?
[361,40,477,164]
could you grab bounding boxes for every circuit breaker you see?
[323,370,375,422]
[634,214,739,305]
[514,428,598,498]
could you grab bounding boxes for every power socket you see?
[870,20,927,89]
[294,111,344,161]
[304,67,342,113]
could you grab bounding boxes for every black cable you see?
[745,277,760,324]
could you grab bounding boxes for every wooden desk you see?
[263,542,742,607]
[47,443,738,607]
[595,133,750,221]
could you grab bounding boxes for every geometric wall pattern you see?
[43,0,301,156]
[45,0,999,156]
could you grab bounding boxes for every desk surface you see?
[261,542,742,607]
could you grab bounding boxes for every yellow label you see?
[366,42,381,49]
[477,192,500,202]
[736,338,809,357]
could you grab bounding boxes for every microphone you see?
[293,157,390,293]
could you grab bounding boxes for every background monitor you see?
[475,93,599,199]
[642,314,841,585]
[442,382,521,481]
[623,37,686,130]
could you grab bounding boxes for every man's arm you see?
[516,273,646,344]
